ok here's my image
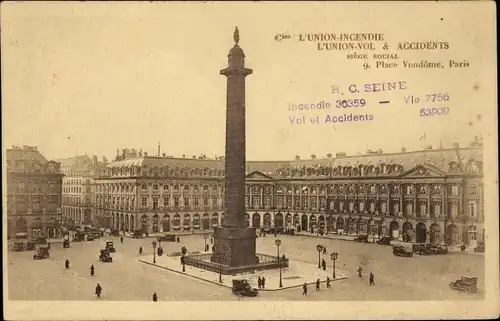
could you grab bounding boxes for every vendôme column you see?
[211,27,258,268]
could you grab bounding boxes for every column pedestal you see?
[210,226,258,267]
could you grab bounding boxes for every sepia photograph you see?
[2,1,498,320]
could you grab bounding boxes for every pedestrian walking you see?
[95,283,102,298]
[323,246,327,255]
[302,283,308,296]
[65,259,70,269]
[316,278,320,291]
[257,276,262,289]
[369,273,375,286]
[139,246,143,255]
[120,236,123,244]
[90,264,95,276]
[261,277,266,289]
[357,266,363,278]
[177,237,180,243]
[321,259,326,271]
[152,292,158,301]
[326,277,331,288]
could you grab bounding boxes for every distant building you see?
[94,138,483,247]
[54,154,106,226]
[6,145,64,239]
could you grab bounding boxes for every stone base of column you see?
[210,226,258,267]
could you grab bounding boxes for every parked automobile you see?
[132,230,143,239]
[86,234,95,241]
[33,247,50,260]
[376,236,391,245]
[393,245,413,257]
[232,279,258,297]
[157,235,176,242]
[354,235,369,243]
[105,241,116,252]
[450,277,478,293]
[26,241,37,251]
[12,242,25,252]
[99,249,113,262]
[110,229,120,237]
[63,240,70,248]
[73,232,86,242]
[413,243,448,255]
[474,242,485,253]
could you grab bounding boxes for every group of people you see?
[357,266,375,286]
[257,276,266,289]
[301,277,332,296]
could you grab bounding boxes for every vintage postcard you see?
[2,1,498,320]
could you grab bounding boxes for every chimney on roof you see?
[311,154,316,160]
[295,155,300,160]
[157,143,161,157]
[144,152,148,157]
[326,153,332,158]
[401,147,406,152]
[182,154,186,159]
[425,145,433,150]
[102,156,108,165]
[453,143,459,149]
[122,149,126,160]
[162,153,166,157]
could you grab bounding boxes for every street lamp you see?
[275,238,283,288]
[152,241,157,264]
[316,244,324,268]
[330,252,338,279]
[203,233,209,251]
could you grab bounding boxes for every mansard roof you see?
[98,146,482,179]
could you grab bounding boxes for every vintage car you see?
[354,235,369,243]
[89,230,101,239]
[157,235,176,242]
[110,229,120,237]
[33,246,50,260]
[73,232,86,242]
[413,243,448,255]
[26,241,37,251]
[376,236,391,245]
[99,249,113,262]
[105,241,116,252]
[474,242,485,253]
[393,245,413,257]
[86,234,95,241]
[232,279,258,297]
[450,277,478,293]
[12,242,25,252]
[132,230,143,239]
[63,239,70,248]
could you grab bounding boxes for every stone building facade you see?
[55,154,106,226]
[94,139,484,247]
[6,145,64,239]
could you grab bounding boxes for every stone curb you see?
[138,259,348,292]
[138,259,233,289]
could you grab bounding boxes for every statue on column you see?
[233,27,240,44]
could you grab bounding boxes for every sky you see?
[1,2,496,161]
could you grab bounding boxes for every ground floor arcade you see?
[7,214,63,239]
[94,209,483,246]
